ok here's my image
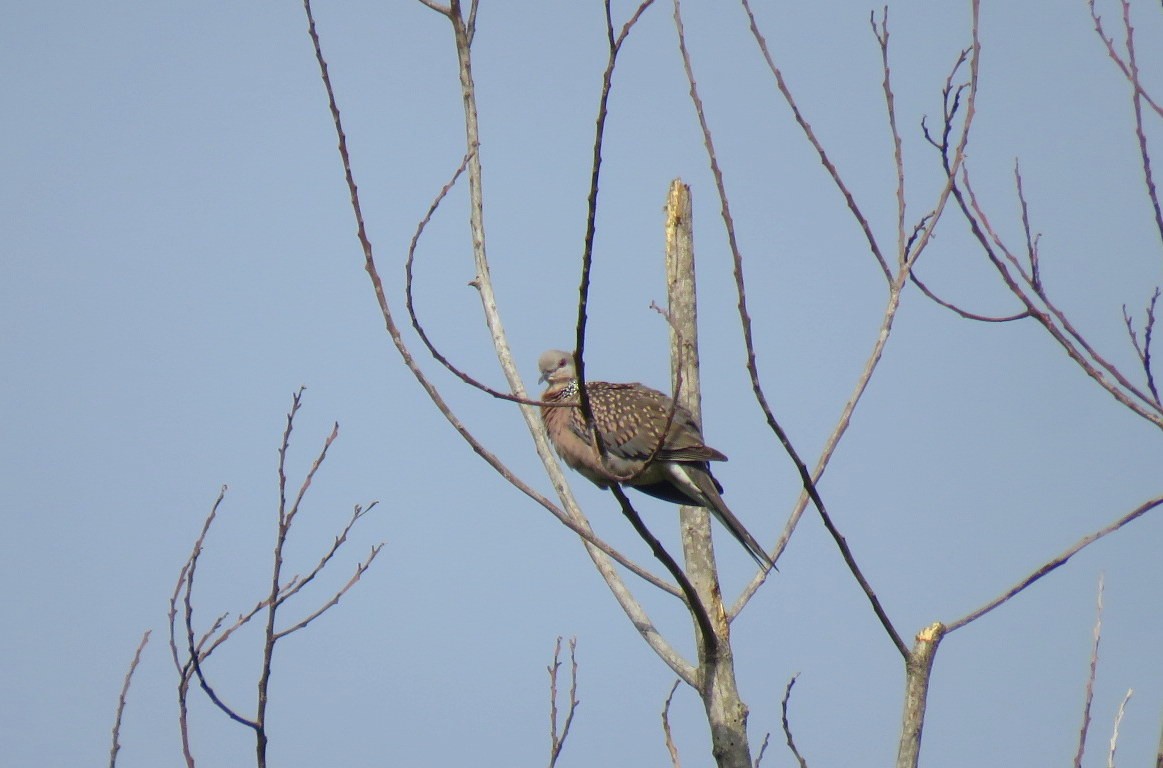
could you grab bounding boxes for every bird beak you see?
[538,371,549,384]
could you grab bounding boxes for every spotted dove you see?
[538,349,771,568]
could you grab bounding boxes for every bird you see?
[537,349,772,569]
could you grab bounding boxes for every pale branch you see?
[547,637,580,768]
[661,680,683,768]
[871,7,909,269]
[1108,689,1134,768]
[309,0,692,681]
[946,494,1163,632]
[301,0,682,607]
[416,0,451,16]
[108,629,151,768]
[781,675,809,768]
[1074,574,1105,768]
[662,172,753,764]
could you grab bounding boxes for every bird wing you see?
[583,382,727,465]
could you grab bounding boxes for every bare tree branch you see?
[108,630,151,768]
[946,494,1163,632]
[871,7,908,270]
[1089,0,1163,250]
[612,484,718,661]
[416,0,451,17]
[547,637,580,768]
[752,732,771,768]
[925,61,1163,429]
[303,0,686,628]
[183,516,260,732]
[909,268,1030,322]
[1074,574,1105,768]
[274,544,384,639]
[661,680,683,768]
[276,503,378,610]
[780,675,809,768]
[1108,688,1134,768]
[1123,287,1162,404]
[731,2,982,656]
[169,389,382,768]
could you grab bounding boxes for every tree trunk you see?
[666,179,753,768]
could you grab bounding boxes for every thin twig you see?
[661,679,683,768]
[108,630,151,768]
[1074,573,1105,768]
[276,503,378,609]
[1123,288,1162,404]
[274,544,384,638]
[753,732,771,768]
[871,7,908,270]
[168,485,227,767]
[1089,0,1163,245]
[929,68,1163,428]
[1108,688,1134,768]
[184,524,260,731]
[547,637,580,768]
[947,494,1163,632]
[781,674,809,768]
[910,268,1029,322]
[403,155,563,409]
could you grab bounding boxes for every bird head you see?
[537,349,576,385]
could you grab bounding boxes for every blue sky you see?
[3,0,1162,765]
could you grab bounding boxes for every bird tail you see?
[670,464,774,570]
